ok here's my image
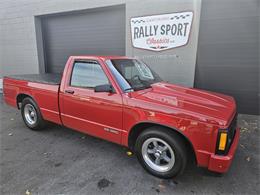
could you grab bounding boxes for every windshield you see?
[106,59,162,92]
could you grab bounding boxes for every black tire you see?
[21,97,46,130]
[135,126,187,179]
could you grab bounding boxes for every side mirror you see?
[94,84,114,93]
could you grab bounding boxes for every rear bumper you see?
[208,128,240,173]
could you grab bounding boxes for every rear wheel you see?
[135,127,187,179]
[21,97,46,130]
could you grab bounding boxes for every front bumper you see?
[208,127,240,173]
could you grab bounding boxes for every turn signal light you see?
[218,132,227,151]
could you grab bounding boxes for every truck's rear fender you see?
[16,90,62,125]
[16,93,34,109]
[3,77,28,108]
[28,86,61,125]
[4,78,62,125]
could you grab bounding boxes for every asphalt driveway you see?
[0,95,259,194]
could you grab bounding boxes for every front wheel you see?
[135,127,187,179]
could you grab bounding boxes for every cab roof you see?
[70,55,134,61]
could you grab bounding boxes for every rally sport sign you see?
[130,11,193,51]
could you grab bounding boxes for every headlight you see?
[216,129,228,155]
[216,114,237,155]
[218,131,227,151]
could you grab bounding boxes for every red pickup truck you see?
[3,56,239,178]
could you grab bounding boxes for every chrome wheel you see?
[24,104,37,125]
[142,137,175,172]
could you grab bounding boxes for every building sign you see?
[130,12,193,51]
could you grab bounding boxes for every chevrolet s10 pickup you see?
[3,56,240,178]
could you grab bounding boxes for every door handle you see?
[65,89,74,94]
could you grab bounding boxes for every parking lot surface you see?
[0,95,259,194]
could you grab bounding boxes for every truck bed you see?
[5,74,62,85]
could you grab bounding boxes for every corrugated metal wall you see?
[195,0,259,115]
[41,5,125,73]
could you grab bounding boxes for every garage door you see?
[41,5,125,73]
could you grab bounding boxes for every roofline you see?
[70,55,136,61]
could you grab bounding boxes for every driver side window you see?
[70,61,109,88]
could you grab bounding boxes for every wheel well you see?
[16,94,31,109]
[128,123,197,164]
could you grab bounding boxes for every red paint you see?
[3,56,239,173]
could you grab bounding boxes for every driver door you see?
[60,60,123,144]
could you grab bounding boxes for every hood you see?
[132,82,236,126]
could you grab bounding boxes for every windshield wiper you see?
[124,84,151,92]
[124,87,135,92]
[124,76,152,92]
